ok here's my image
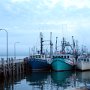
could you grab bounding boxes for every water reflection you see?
[0,73,25,90]
[76,71,90,89]
[26,72,50,90]
[1,71,90,90]
[77,71,90,82]
[26,72,49,83]
[51,71,72,85]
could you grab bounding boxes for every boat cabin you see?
[78,57,90,62]
[30,54,46,59]
[53,54,73,59]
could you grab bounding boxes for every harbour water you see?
[0,71,90,90]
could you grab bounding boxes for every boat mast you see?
[61,37,65,53]
[55,37,58,53]
[61,37,73,53]
[75,40,79,60]
[40,32,44,54]
[50,32,53,58]
[72,36,75,53]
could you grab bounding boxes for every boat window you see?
[67,56,69,58]
[61,56,63,58]
[33,56,35,58]
[64,56,66,58]
[84,59,86,62]
[36,55,41,58]
[42,55,44,58]
[87,59,89,62]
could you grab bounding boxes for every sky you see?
[0,0,90,56]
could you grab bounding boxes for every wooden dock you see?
[0,58,28,78]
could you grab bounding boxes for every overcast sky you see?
[0,0,90,56]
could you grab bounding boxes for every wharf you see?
[0,58,28,78]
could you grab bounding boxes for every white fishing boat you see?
[76,54,90,70]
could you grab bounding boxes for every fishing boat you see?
[28,32,52,71]
[28,54,51,71]
[51,37,76,71]
[76,54,90,71]
[51,54,75,71]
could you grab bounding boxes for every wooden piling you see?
[0,58,26,78]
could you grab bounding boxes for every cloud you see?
[34,0,90,10]
[43,0,60,9]
[62,0,90,9]
[42,0,90,9]
[11,0,31,3]
[3,0,90,16]
[3,0,32,15]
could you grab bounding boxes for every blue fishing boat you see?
[28,32,52,71]
[51,37,75,71]
[28,54,51,71]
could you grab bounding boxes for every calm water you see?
[0,71,90,90]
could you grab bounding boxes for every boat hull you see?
[51,58,73,71]
[76,61,90,71]
[28,58,50,71]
